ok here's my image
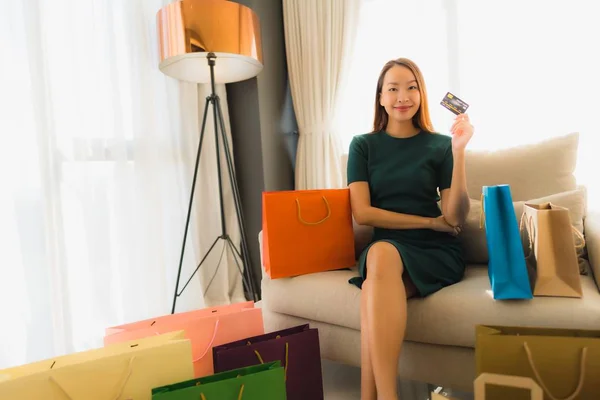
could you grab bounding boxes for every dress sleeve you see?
[347,136,369,184]
[437,140,454,190]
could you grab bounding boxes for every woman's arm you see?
[347,137,432,230]
[350,181,431,229]
[441,113,475,227]
[350,182,457,233]
[440,149,470,227]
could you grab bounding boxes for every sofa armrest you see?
[585,211,600,289]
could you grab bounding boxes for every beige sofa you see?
[257,132,600,392]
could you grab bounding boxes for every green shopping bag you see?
[151,361,286,400]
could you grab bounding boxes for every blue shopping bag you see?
[481,185,533,300]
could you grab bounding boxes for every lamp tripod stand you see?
[171,53,259,314]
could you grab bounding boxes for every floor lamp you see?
[157,0,263,313]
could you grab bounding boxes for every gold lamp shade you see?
[157,0,263,84]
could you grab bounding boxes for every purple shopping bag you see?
[212,324,323,400]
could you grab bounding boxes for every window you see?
[0,0,193,364]
[336,0,454,149]
[336,0,599,204]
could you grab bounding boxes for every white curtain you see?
[337,0,600,208]
[0,0,243,369]
[283,0,360,190]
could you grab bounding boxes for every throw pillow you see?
[465,132,579,202]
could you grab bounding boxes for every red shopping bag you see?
[104,301,264,378]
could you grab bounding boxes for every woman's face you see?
[379,65,421,124]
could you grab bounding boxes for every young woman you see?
[347,58,474,400]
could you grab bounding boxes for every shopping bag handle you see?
[296,196,331,225]
[519,212,536,259]
[519,211,587,256]
[479,193,485,230]
[150,319,220,362]
[252,337,289,381]
[194,320,220,362]
[200,383,245,400]
[572,227,586,250]
[523,342,587,400]
[49,356,136,400]
[475,373,543,400]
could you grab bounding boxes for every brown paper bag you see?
[475,373,543,400]
[520,202,584,298]
[476,325,600,400]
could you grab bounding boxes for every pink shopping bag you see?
[104,301,264,378]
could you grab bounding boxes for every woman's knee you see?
[365,242,404,280]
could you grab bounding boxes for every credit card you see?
[440,92,469,115]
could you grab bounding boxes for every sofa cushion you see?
[465,132,579,201]
[261,266,600,349]
[460,189,589,274]
[261,267,362,332]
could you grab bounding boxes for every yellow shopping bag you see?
[0,331,194,400]
[476,325,600,399]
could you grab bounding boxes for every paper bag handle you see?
[519,210,586,256]
[572,227,586,250]
[479,193,485,230]
[523,342,587,400]
[474,372,543,400]
[296,196,331,225]
[194,320,220,362]
[252,338,289,381]
[519,212,536,259]
[49,356,136,400]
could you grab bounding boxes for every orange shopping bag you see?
[104,301,264,378]
[262,189,355,279]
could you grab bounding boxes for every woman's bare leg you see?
[362,242,415,400]
[360,280,377,400]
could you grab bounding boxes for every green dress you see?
[347,129,465,296]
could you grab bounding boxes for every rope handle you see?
[251,336,289,381]
[245,333,282,345]
[519,211,536,259]
[200,383,245,400]
[479,193,485,230]
[49,356,136,400]
[475,373,543,400]
[523,342,587,400]
[194,320,220,362]
[519,206,587,256]
[572,227,586,250]
[296,196,331,225]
